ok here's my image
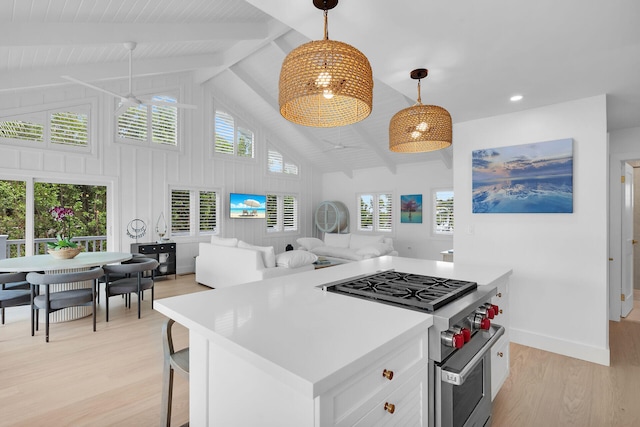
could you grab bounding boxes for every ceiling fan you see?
[321,139,364,152]
[62,42,197,116]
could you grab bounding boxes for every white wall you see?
[321,161,453,260]
[0,72,317,274]
[453,95,609,365]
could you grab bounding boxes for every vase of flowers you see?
[47,206,82,259]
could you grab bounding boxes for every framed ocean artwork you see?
[401,194,423,223]
[472,138,573,213]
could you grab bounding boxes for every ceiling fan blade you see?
[62,75,125,100]
[141,99,198,110]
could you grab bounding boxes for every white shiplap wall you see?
[0,71,317,274]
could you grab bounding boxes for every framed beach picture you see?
[472,138,573,213]
[401,194,423,223]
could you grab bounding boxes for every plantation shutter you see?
[284,162,299,175]
[266,194,278,231]
[377,193,393,232]
[199,191,217,233]
[268,150,283,173]
[283,195,297,231]
[171,190,191,235]
[435,191,454,234]
[359,194,374,231]
[50,112,88,146]
[214,111,234,154]
[118,105,147,141]
[0,119,44,142]
[151,96,177,145]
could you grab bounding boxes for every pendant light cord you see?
[416,79,423,105]
[323,8,329,40]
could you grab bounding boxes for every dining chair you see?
[0,272,30,324]
[102,257,159,321]
[161,318,190,427]
[27,267,104,342]
[96,253,147,303]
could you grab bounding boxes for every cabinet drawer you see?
[353,367,428,427]
[158,243,176,252]
[491,333,509,400]
[333,333,427,426]
[137,245,158,254]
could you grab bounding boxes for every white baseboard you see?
[510,327,610,366]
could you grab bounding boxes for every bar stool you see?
[27,267,104,342]
[161,318,189,427]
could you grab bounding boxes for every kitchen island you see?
[155,256,511,426]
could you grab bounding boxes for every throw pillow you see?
[211,236,238,247]
[275,250,318,268]
[296,237,325,251]
[237,241,276,268]
[349,234,384,250]
[355,242,391,258]
[323,233,351,248]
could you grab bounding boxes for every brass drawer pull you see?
[382,369,394,380]
[497,351,504,357]
[384,402,395,414]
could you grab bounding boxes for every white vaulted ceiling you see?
[1,0,639,175]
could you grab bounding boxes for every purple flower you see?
[49,206,74,222]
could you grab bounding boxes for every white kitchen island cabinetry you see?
[155,257,511,426]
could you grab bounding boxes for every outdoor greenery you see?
[0,112,88,146]
[0,180,26,239]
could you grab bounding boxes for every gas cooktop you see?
[321,270,478,312]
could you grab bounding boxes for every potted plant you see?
[47,206,82,259]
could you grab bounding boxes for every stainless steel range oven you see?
[321,270,504,427]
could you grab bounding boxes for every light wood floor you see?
[2,276,640,426]
[0,274,207,427]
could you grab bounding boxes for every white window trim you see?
[114,87,184,152]
[357,192,394,234]
[211,101,258,163]
[168,186,221,241]
[0,98,98,156]
[432,188,454,237]
[265,192,299,235]
[266,143,301,178]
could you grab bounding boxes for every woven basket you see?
[48,247,82,259]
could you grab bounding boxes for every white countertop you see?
[155,256,511,398]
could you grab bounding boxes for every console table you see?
[131,242,176,279]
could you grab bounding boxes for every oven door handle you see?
[441,325,505,386]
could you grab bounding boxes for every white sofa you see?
[195,237,316,289]
[297,233,398,262]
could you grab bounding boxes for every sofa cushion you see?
[311,246,364,261]
[211,236,238,247]
[275,250,318,268]
[349,234,384,250]
[237,241,276,268]
[355,242,393,258]
[323,233,351,248]
[296,237,325,251]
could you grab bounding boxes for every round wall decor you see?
[315,201,349,233]
[126,218,147,239]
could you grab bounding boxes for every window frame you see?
[169,186,221,239]
[433,188,454,236]
[265,192,299,234]
[0,99,97,155]
[357,192,394,233]
[115,88,184,151]
[213,108,256,160]
[267,144,300,178]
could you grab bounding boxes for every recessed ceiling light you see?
[510,95,524,102]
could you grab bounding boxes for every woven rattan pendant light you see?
[279,0,373,128]
[389,68,452,152]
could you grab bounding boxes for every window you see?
[266,194,298,233]
[434,190,454,234]
[358,193,393,232]
[117,94,178,146]
[170,188,219,237]
[0,104,90,149]
[214,110,254,158]
[267,147,299,176]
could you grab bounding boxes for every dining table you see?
[0,251,132,322]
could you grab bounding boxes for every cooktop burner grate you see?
[324,270,478,312]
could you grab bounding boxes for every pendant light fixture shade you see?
[279,0,373,128]
[389,69,452,153]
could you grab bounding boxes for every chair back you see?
[26,267,105,286]
[103,257,159,275]
[0,271,28,285]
